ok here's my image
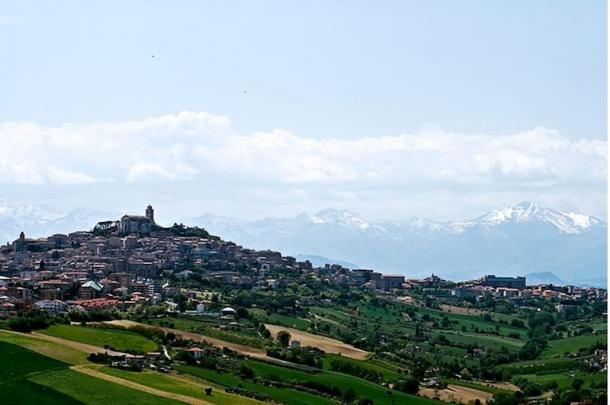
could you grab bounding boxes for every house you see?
[187,347,205,360]
[79,280,103,299]
[34,299,67,314]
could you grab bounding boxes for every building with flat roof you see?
[480,275,526,290]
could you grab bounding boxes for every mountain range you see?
[183,202,607,287]
[0,200,606,287]
[0,200,116,246]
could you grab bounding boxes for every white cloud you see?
[47,167,97,184]
[0,111,606,217]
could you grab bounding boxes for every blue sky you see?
[0,1,607,221]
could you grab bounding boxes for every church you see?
[118,205,155,236]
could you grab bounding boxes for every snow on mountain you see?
[310,208,371,230]
[184,202,607,286]
[448,201,602,235]
[0,200,116,243]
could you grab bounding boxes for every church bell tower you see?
[145,205,155,223]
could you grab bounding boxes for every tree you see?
[239,364,254,379]
[571,377,584,391]
[174,294,187,313]
[395,376,420,394]
[342,387,357,403]
[277,330,291,347]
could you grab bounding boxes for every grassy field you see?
[145,316,266,348]
[177,365,338,405]
[514,372,607,390]
[100,367,262,405]
[322,354,403,380]
[0,329,90,364]
[40,324,159,354]
[541,333,607,359]
[250,308,312,330]
[0,341,179,405]
[242,359,443,405]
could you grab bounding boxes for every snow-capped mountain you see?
[184,202,607,287]
[0,200,116,244]
[455,201,603,234]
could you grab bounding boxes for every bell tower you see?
[145,205,155,223]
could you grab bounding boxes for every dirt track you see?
[104,320,279,362]
[440,304,483,316]
[31,331,129,356]
[71,365,208,404]
[264,324,370,360]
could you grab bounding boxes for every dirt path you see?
[419,384,493,404]
[0,328,128,358]
[264,324,370,360]
[440,304,483,316]
[71,365,208,404]
[485,381,520,392]
[30,331,129,356]
[103,320,281,363]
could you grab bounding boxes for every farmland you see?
[0,341,180,405]
[40,324,159,354]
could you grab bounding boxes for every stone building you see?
[118,205,155,236]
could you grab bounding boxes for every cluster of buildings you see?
[0,206,324,317]
[450,275,607,307]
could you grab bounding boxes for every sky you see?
[0,0,607,223]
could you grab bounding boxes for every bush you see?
[8,311,51,332]
[394,376,419,394]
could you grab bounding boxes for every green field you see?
[100,367,261,405]
[0,330,90,364]
[177,365,338,405]
[40,324,159,354]
[242,359,442,405]
[250,308,312,330]
[541,333,607,359]
[145,316,266,348]
[0,341,178,405]
[322,354,403,380]
[514,372,607,390]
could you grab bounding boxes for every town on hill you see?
[0,206,606,405]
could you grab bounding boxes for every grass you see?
[30,368,180,404]
[250,308,312,330]
[242,359,443,405]
[177,365,338,405]
[99,367,262,405]
[514,372,607,390]
[0,329,90,364]
[409,305,528,339]
[0,341,178,405]
[435,329,524,350]
[146,316,266,348]
[322,354,403,380]
[541,333,607,359]
[40,324,159,354]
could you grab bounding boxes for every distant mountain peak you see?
[465,201,603,234]
[310,208,370,229]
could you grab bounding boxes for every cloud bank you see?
[0,111,606,219]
